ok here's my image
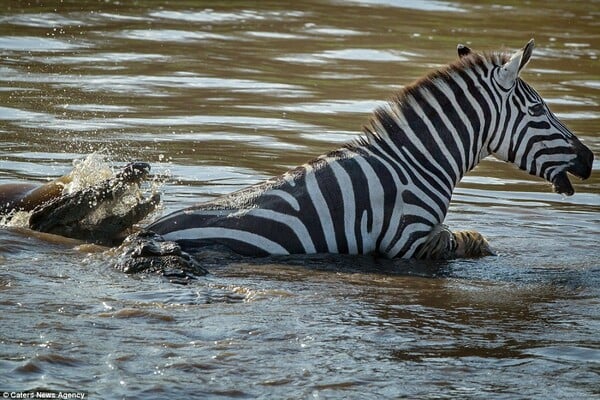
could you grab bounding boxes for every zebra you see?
[145,39,593,260]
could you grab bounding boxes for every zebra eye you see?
[528,103,545,116]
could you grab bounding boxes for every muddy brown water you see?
[0,1,598,398]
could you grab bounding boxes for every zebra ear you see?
[498,39,535,88]
[457,44,471,58]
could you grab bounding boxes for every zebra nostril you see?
[569,142,594,180]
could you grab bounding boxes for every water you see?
[0,1,598,398]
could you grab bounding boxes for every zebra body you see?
[148,40,593,259]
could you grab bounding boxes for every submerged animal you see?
[0,40,594,279]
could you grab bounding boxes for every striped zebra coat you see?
[147,40,593,259]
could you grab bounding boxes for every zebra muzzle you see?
[552,143,594,196]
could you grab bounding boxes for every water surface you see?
[0,1,598,398]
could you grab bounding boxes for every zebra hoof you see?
[415,224,455,260]
[416,225,496,260]
[452,230,496,258]
[114,230,208,284]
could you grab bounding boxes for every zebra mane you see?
[352,51,510,148]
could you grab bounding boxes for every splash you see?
[0,152,115,228]
[1,153,165,233]
[62,152,114,195]
[0,210,30,228]
[66,153,165,227]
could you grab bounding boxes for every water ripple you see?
[302,25,364,36]
[0,36,89,52]
[0,13,86,28]
[277,48,416,64]
[341,0,466,12]
[149,9,306,23]
[116,29,233,42]
[0,70,310,97]
[29,52,170,64]
[260,99,386,114]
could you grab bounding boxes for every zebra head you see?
[486,39,594,196]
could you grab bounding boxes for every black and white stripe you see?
[148,40,592,258]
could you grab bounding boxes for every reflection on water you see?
[0,0,598,398]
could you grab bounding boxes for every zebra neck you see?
[364,93,490,192]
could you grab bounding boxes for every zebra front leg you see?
[415,224,495,260]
